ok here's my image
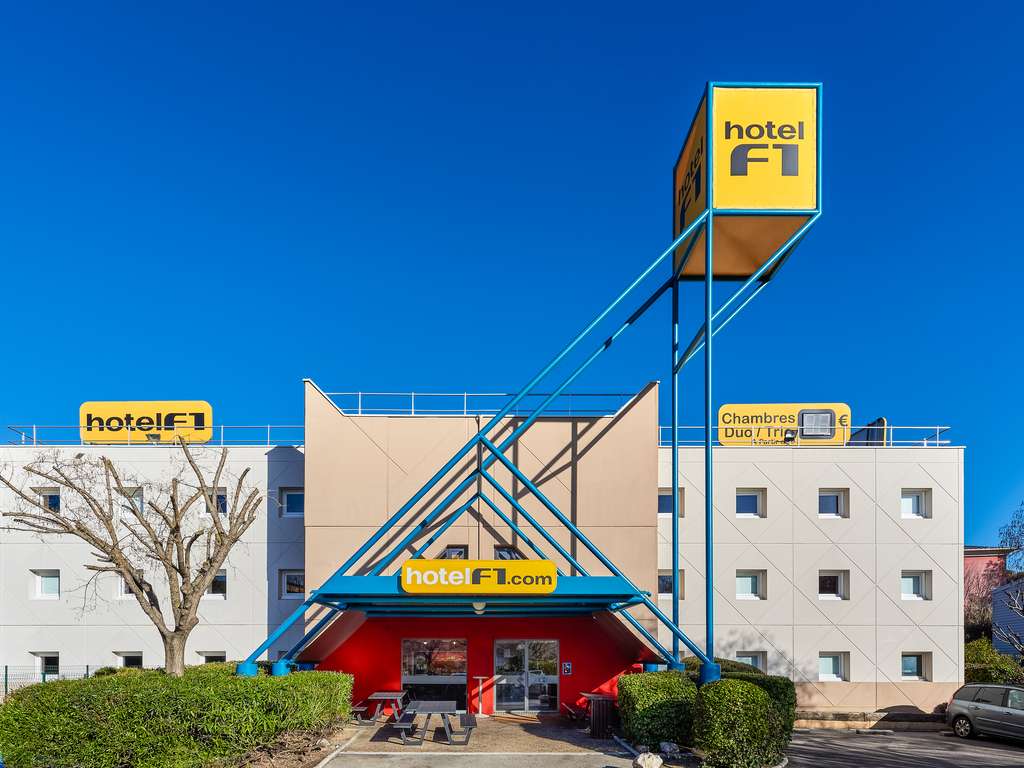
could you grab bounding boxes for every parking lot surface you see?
[787,729,1024,767]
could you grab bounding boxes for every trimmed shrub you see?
[684,670,796,735]
[617,670,697,747]
[965,637,1024,684]
[0,664,353,768]
[694,679,785,768]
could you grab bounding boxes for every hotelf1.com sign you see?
[401,559,557,595]
[79,401,213,444]
[673,83,820,280]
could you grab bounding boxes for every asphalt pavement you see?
[787,729,1024,767]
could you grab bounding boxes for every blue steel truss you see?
[238,81,822,683]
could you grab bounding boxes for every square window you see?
[901,653,929,680]
[735,651,766,672]
[736,489,765,518]
[657,569,684,599]
[34,653,59,676]
[279,569,305,600]
[818,570,848,601]
[32,569,60,599]
[494,546,524,560]
[123,488,144,516]
[818,652,846,682]
[205,489,228,516]
[205,569,227,598]
[439,545,468,560]
[818,489,848,518]
[117,652,143,669]
[657,489,684,517]
[736,570,765,600]
[35,488,60,513]
[280,489,304,518]
[900,489,931,519]
[900,571,930,600]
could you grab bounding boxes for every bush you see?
[683,670,796,735]
[693,679,785,768]
[617,671,697,747]
[0,664,353,768]
[965,637,1024,684]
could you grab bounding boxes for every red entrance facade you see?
[316,614,651,715]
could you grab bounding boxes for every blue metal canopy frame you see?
[238,81,822,683]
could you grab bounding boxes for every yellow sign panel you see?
[400,559,557,595]
[718,403,851,446]
[712,86,818,211]
[673,95,707,242]
[79,401,213,444]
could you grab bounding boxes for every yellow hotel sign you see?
[80,401,213,444]
[673,83,820,280]
[401,559,557,595]
[718,403,850,446]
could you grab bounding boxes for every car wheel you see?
[952,715,974,738]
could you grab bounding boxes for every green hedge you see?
[693,679,785,768]
[0,663,353,768]
[617,671,697,747]
[683,670,796,734]
[965,638,1024,684]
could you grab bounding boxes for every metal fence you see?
[324,391,638,417]
[657,424,953,447]
[0,665,159,700]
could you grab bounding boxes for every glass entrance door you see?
[493,640,558,712]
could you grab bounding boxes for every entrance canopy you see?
[310,573,644,618]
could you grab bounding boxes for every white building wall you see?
[0,444,305,673]
[656,445,964,712]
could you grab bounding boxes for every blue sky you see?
[1,2,1020,545]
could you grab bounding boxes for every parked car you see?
[947,683,1024,740]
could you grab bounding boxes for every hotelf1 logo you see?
[400,559,558,595]
[725,119,803,177]
[79,401,213,444]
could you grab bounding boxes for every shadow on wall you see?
[263,446,306,660]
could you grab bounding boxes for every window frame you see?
[735,488,766,519]
[33,652,60,676]
[438,544,468,560]
[900,570,931,601]
[278,569,305,600]
[34,487,61,513]
[900,652,931,681]
[657,488,684,518]
[199,652,227,664]
[494,545,525,560]
[735,569,766,601]
[32,569,61,600]
[817,488,849,519]
[900,489,932,519]
[657,569,684,599]
[279,488,305,518]
[735,651,767,672]
[204,569,228,599]
[116,652,144,669]
[818,652,847,682]
[204,488,229,517]
[817,569,849,601]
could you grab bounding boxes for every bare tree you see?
[994,585,1024,657]
[999,500,1024,571]
[0,438,262,676]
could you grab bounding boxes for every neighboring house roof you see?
[965,545,1016,557]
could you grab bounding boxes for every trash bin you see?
[588,696,615,738]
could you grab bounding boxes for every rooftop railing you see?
[657,424,952,447]
[322,390,638,417]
